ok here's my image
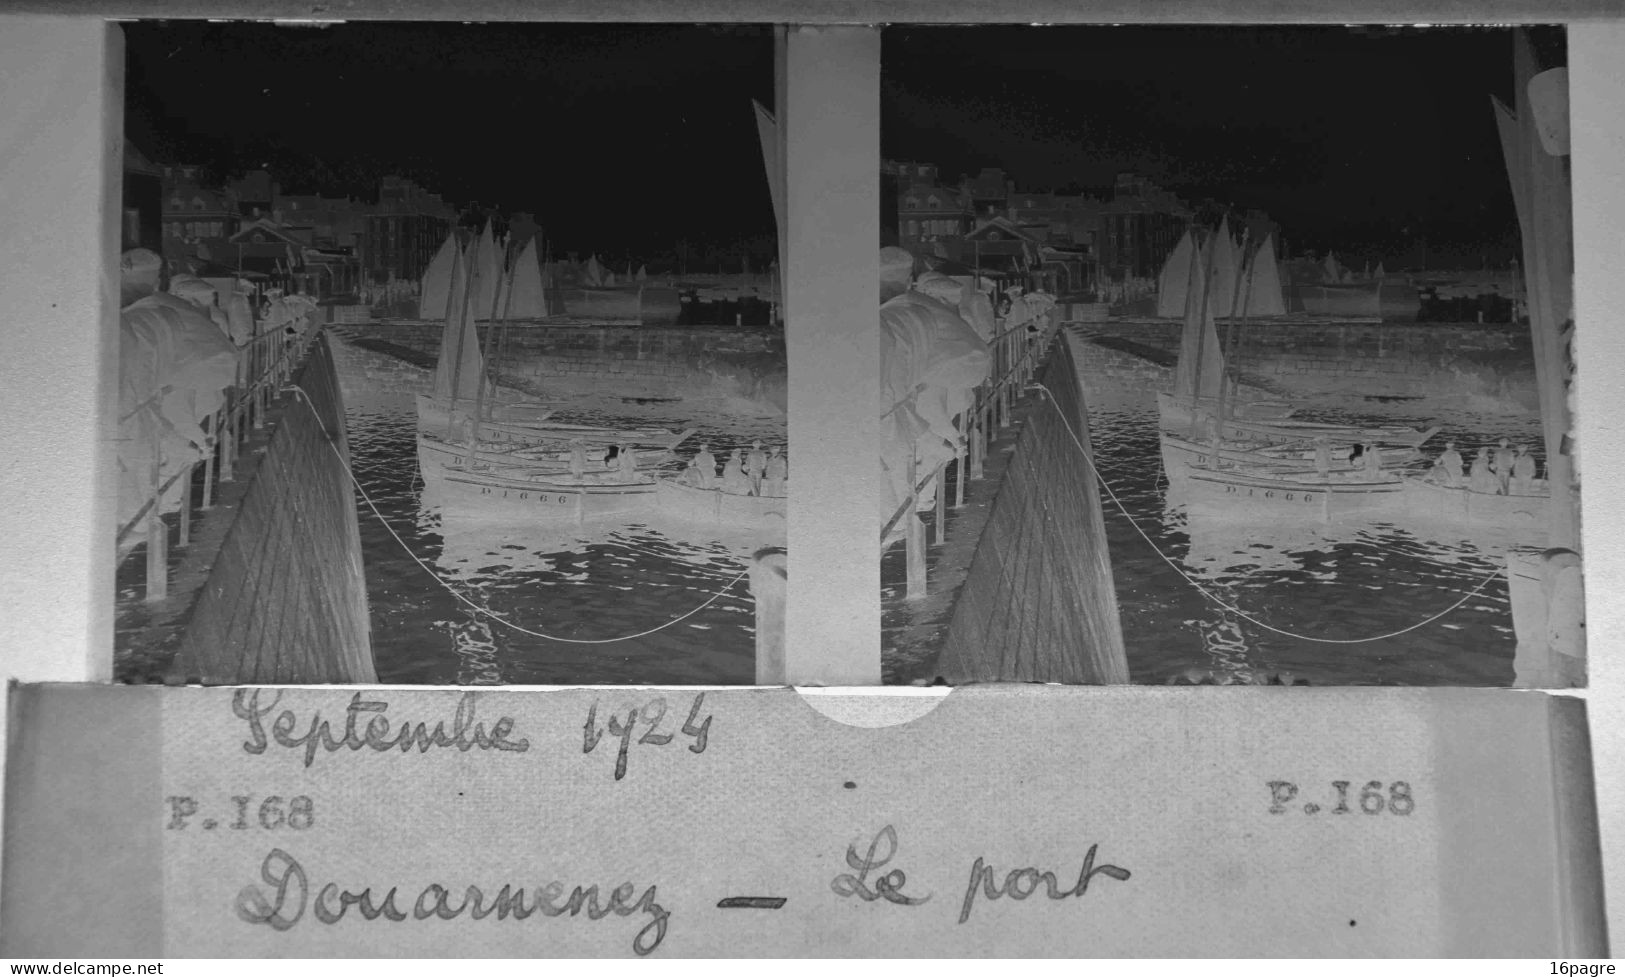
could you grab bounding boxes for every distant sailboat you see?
[504,238,548,319]
[470,221,503,321]
[418,230,460,320]
[1242,233,1288,318]
[1155,229,1197,318]
[1209,217,1241,318]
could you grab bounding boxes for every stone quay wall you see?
[337,322,785,404]
[1070,318,1533,400]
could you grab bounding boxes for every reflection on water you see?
[1089,402,1544,686]
[349,405,785,685]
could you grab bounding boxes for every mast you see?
[444,229,482,440]
[1183,225,1220,440]
[1210,227,1254,466]
[466,227,518,470]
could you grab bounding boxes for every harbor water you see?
[882,373,1549,687]
[1090,397,1545,686]
[349,399,784,685]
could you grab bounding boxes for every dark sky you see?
[123,22,776,259]
[126,23,1564,268]
[883,25,1567,265]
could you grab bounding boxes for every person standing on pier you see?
[695,443,717,488]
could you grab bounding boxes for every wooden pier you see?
[172,333,375,684]
[934,329,1129,684]
[115,325,375,685]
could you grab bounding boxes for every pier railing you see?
[881,308,1064,600]
[117,313,323,603]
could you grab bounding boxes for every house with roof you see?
[161,164,241,269]
[898,180,974,252]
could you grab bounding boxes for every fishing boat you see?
[1159,221,1440,512]
[1399,475,1549,532]
[416,428,685,477]
[654,477,787,526]
[422,463,658,522]
[1178,464,1408,523]
[1160,432,1424,480]
[415,230,687,520]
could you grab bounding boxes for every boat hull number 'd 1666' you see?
[479,487,573,505]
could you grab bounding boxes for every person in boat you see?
[568,438,588,477]
[1492,437,1516,493]
[1437,441,1464,488]
[763,445,788,497]
[617,441,640,479]
[746,440,768,492]
[1313,438,1332,476]
[1468,447,1499,494]
[1511,445,1538,494]
[680,457,705,488]
[1362,442,1383,481]
[694,443,717,488]
[722,449,753,495]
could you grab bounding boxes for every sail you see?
[1156,229,1196,318]
[418,230,459,320]
[753,99,785,241]
[1493,32,1576,549]
[432,243,482,404]
[584,254,605,287]
[470,222,502,320]
[1210,217,1240,318]
[505,238,548,318]
[1242,234,1288,317]
[1173,233,1225,402]
[1323,251,1343,284]
[636,264,648,282]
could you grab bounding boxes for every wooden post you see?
[953,427,967,508]
[177,462,194,548]
[201,413,217,509]
[934,461,946,542]
[145,448,167,602]
[904,444,926,599]
[905,509,927,600]
[750,548,787,685]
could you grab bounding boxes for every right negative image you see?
[878,25,1581,688]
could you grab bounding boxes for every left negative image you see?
[115,22,786,685]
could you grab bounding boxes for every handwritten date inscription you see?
[583,693,712,781]
[232,690,529,768]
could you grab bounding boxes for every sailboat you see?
[1158,225,1433,456]
[1156,224,1296,434]
[414,228,557,438]
[1159,228,1435,518]
[414,232,692,519]
[418,230,459,320]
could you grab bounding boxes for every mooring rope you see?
[1030,381,1505,645]
[288,386,751,644]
